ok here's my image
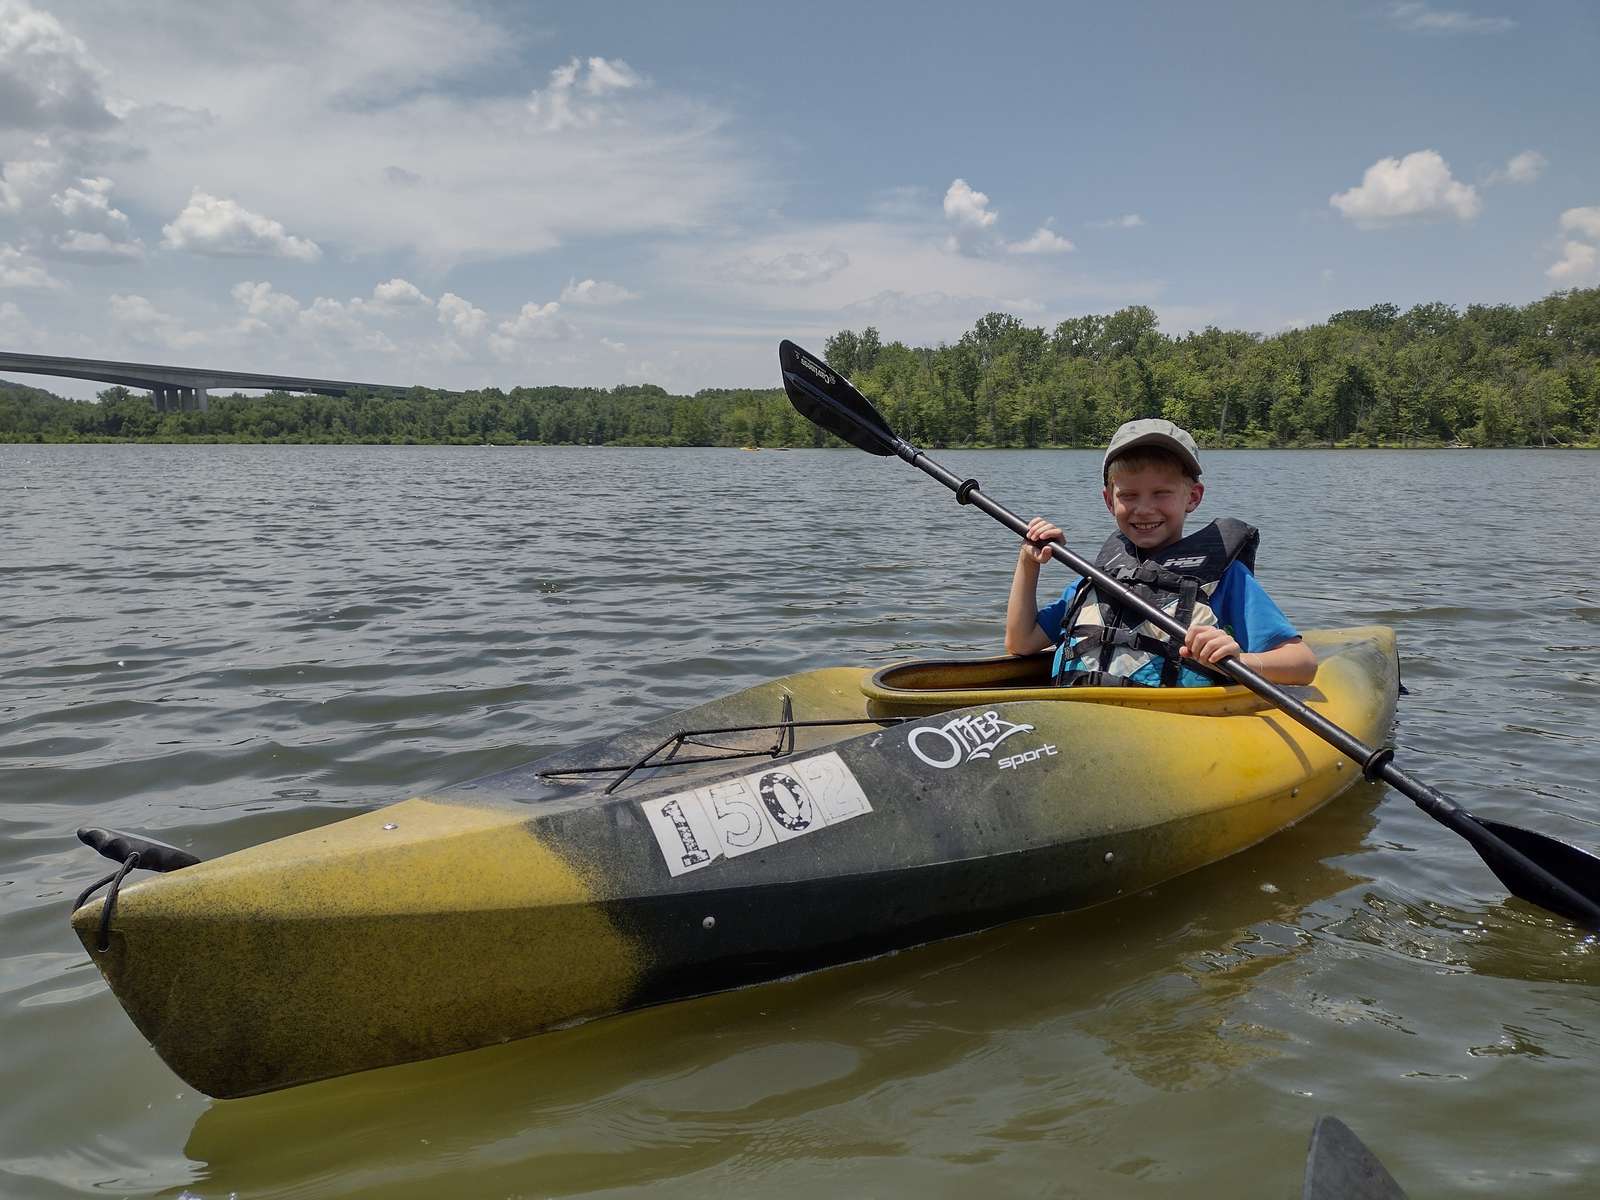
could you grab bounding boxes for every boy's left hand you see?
[1180,624,1241,666]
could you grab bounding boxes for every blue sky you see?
[1,0,1597,398]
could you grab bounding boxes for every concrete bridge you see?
[0,351,413,412]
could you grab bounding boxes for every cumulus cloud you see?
[724,248,849,286]
[527,56,645,131]
[490,300,576,356]
[161,190,322,261]
[109,292,204,348]
[1330,150,1481,225]
[1385,2,1516,34]
[436,291,488,338]
[1089,213,1145,229]
[0,242,59,287]
[45,175,144,259]
[1547,207,1600,283]
[1547,241,1597,284]
[0,0,118,132]
[1492,149,1547,184]
[1006,227,1074,255]
[559,277,637,305]
[231,280,300,324]
[943,179,997,229]
[226,280,395,352]
[0,158,59,213]
[1558,206,1600,241]
[371,277,433,308]
[54,229,143,260]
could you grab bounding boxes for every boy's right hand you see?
[1020,518,1065,565]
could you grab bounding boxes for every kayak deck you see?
[71,626,1398,1097]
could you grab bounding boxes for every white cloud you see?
[490,300,576,357]
[108,292,203,348]
[1546,240,1597,284]
[528,56,645,132]
[27,6,760,268]
[0,158,60,213]
[1006,227,1075,255]
[231,279,300,324]
[0,242,59,287]
[559,277,637,305]
[160,190,322,260]
[1547,208,1600,283]
[943,178,997,229]
[1491,149,1547,185]
[43,175,144,259]
[51,176,126,225]
[1558,206,1600,241]
[436,291,488,338]
[371,277,433,308]
[1089,213,1145,229]
[724,248,849,286]
[0,0,118,132]
[1330,150,1481,225]
[1386,3,1516,34]
[54,229,143,260]
[583,56,643,95]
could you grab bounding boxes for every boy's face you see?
[1102,461,1204,552]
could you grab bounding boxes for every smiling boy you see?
[1004,419,1317,687]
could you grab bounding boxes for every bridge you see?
[0,351,413,412]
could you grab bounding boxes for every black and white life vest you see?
[1051,517,1259,688]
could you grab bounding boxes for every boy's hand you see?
[1020,518,1065,565]
[1180,624,1240,666]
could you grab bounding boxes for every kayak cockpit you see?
[862,650,1294,719]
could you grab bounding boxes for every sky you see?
[0,0,1597,399]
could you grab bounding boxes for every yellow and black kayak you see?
[71,626,1398,1098]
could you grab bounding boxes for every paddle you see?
[778,339,1600,929]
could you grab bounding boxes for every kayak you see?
[71,625,1398,1098]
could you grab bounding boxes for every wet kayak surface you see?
[4,444,1598,1198]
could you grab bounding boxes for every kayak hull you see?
[72,627,1398,1097]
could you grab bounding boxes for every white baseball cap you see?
[1102,418,1202,481]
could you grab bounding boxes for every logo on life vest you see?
[1165,555,1206,569]
[908,710,1034,770]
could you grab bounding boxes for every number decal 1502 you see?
[639,751,871,877]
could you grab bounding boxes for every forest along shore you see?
[3,289,1596,449]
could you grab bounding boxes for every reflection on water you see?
[4,445,1600,1199]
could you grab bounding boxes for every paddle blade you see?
[778,339,896,455]
[1303,1117,1408,1200]
[1471,817,1600,927]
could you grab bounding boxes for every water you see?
[2,444,1597,1199]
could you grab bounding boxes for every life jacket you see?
[1051,517,1259,688]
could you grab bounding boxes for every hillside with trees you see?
[3,288,1597,448]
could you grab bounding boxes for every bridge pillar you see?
[193,386,208,413]
[151,386,171,411]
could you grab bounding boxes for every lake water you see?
[3,443,1598,1199]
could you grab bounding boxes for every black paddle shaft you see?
[777,337,1600,927]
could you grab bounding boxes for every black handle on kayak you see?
[778,337,1600,929]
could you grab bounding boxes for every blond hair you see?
[1105,446,1196,484]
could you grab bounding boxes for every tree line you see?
[3,288,1597,448]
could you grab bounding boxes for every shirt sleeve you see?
[1035,578,1084,643]
[1211,561,1299,652]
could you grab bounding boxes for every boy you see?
[1004,419,1316,687]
